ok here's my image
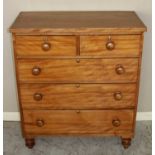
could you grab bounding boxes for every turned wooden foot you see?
[25,138,35,149]
[121,138,131,149]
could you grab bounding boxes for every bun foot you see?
[121,138,131,149]
[25,138,35,149]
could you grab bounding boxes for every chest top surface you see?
[9,11,146,35]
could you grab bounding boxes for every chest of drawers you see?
[10,11,146,149]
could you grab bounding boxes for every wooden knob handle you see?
[76,110,80,114]
[112,119,121,127]
[115,65,125,75]
[42,42,51,51]
[114,92,123,100]
[36,120,44,127]
[106,41,115,50]
[33,93,43,101]
[75,83,80,88]
[32,67,41,75]
[76,59,80,63]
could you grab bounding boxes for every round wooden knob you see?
[115,65,125,75]
[106,41,115,50]
[33,93,43,101]
[32,67,41,76]
[76,110,80,114]
[36,120,44,127]
[75,83,80,88]
[42,42,51,51]
[114,92,123,100]
[76,59,80,63]
[112,119,121,127]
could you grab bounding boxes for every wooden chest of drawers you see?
[10,11,146,149]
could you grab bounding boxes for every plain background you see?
[3,0,152,112]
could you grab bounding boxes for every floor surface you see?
[3,121,151,155]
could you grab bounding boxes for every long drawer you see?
[20,83,137,109]
[17,58,139,83]
[23,110,134,135]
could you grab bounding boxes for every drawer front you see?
[15,36,76,57]
[80,35,141,57]
[20,84,136,109]
[23,110,134,135]
[17,58,138,83]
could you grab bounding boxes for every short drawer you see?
[15,36,76,57]
[23,110,134,135]
[80,35,141,57]
[17,58,138,83]
[20,84,137,109]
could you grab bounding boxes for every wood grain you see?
[12,34,26,137]
[132,34,144,135]
[80,35,141,57]
[15,36,76,57]
[17,58,139,83]
[9,11,146,148]
[20,83,136,109]
[9,11,146,35]
[23,110,134,135]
